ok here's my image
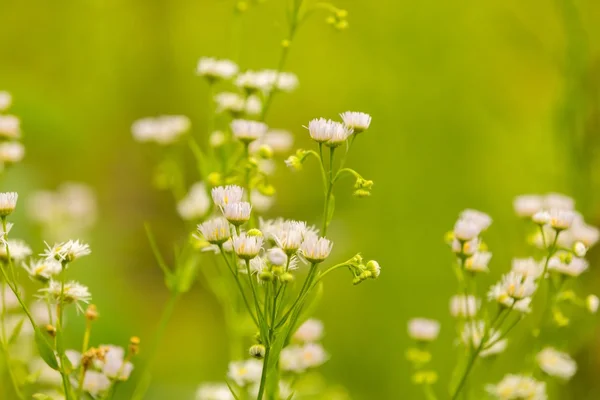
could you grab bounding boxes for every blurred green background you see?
[2,0,600,398]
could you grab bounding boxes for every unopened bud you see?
[207,172,222,186]
[280,272,294,283]
[247,229,263,237]
[45,324,57,338]
[129,336,141,356]
[257,145,273,159]
[249,344,266,359]
[259,271,274,282]
[85,304,99,321]
[366,260,381,278]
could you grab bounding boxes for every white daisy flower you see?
[0,91,12,111]
[340,111,372,133]
[464,251,492,272]
[42,240,91,263]
[264,219,313,254]
[0,142,25,165]
[407,318,440,341]
[487,283,532,313]
[532,210,551,225]
[197,57,238,80]
[497,271,537,300]
[100,345,134,380]
[211,185,244,207]
[230,119,268,143]
[571,221,600,248]
[131,115,190,145]
[586,295,599,314]
[486,374,547,400]
[451,237,479,256]
[511,258,543,279]
[0,192,18,216]
[177,183,211,221]
[300,233,332,263]
[0,115,20,139]
[221,202,252,226]
[214,92,246,115]
[197,217,231,245]
[453,219,481,241]
[293,319,324,343]
[548,254,588,277]
[306,118,352,146]
[196,383,235,400]
[233,233,263,260]
[536,347,577,380]
[39,280,91,310]
[81,371,111,397]
[459,209,492,232]
[249,129,294,155]
[549,209,575,230]
[280,343,328,372]
[0,239,32,262]
[449,295,480,318]
[275,72,299,92]
[227,359,263,387]
[544,193,574,211]
[513,195,543,218]
[23,258,62,282]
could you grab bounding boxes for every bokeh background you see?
[2,0,600,398]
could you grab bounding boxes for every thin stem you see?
[256,344,271,400]
[219,249,259,326]
[275,263,317,329]
[130,292,180,400]
[76,319,93,398]
[322,147,335,235]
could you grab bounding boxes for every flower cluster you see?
[0,91,25,170]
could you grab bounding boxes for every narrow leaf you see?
[34,330,59,370]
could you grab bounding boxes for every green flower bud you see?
[249,344,266,359]
[257,145,274,159]
[280,272,294,283]
[259,271,274,282]
[247,229,263,237]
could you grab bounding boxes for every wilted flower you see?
[536,347,577,380]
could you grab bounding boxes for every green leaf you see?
[144,223,174,286]
[8,316,26,345]
[34,329,59,370]
[326,194,335,227]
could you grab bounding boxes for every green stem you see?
[256,344,271,400]
[219,249,259,326]
[322,147,335,235]
[56,265,74,400]
[130,292,180,400]
[275,263,317,329]
[0,281,25,400]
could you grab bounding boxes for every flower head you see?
[221,202,252,226]
[511,258,543,279]
[453,219,481,241]
[233,233,263,260]
[197,218,231,245]
[340,111,371,133]
[211,185,244,207]
[0,91,12,111]
[486,374,546,400]
[306,118,352,146]
[131,115,190,145]
[0,115,20,139]
[81,371,111,397]
[39,280,91,310]
[280,343,328,372]
[300,234,332,263]
[293,319,324,343]
[536,347,577,380]
[407,318,440,341]
[459,209,492,232]
[197,57,238,81]
[548,253,588,277]
[549,209,575,230]
[230,119,268,143]
[227,359,262,387]
[43,240,91,263]
[196,383,235,400]
[0,142,24,165]
[587,294,599,314]
[464,252,492,272]
[513,195,543,218]
[0,239,32,262]
[0,192,18,216]
[23,258,62,282]
[100,345,134,380]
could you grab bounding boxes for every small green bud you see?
[247,157,259,169]
[257,145,274,159]
[553,309,569,327]
[359,271,372,280]
[336,20,349,30]
[353,189,371,198]
[326,16,336,25]
[366,260,381,278]
[247,229,263,237]
[285,155,302,171]
[336,9,348,18]
[271,265,284,275]
[259,271,274,282]
[412,370,438,385]
[249,344,266,359]
[207,172,222,186]
[280,272,294,283]
[559,252,573,264]
[253,332,262,343]
[352,277,362,285]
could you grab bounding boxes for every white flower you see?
[196,383,235,400]
[548,254,588,277]
[43,240,91,263]
[407,318,440,341]
[227,359,263,387]
[267,247,287,266]
[571,221,600,248]
[451,237,479,256]
[300,234,332,263]
[197,57,238,80]
[81,371,111,396]
[486,374,547,400]
[293,319,324,343]
[131,115,190,145]
[0,91,12,111]
[464,252,492,272]
[544,193,574,211]
[0,115,20,139]
[586,295,599,314]
[449,295,479,318]
[549,209,575,230]
[536,347,577,380]
[197,217,231,245]
[511,258,543,279]
[513,195,543,218]
[0,192,18,216]
[340,111,371,133]
[459,209,492,232]
[453,219,481,241]
[0,142,25,164]
[214,92,246,115]
[461,321,507,357]
[280,343,328,372]
[211,185,244,207]
[0,285,20,312]
[498,271,537,300]
[39,280,91,309]
[235,70,298,93]
[264,219,313,254]
[177,183,210,221]
[306,118,352,146]
[275,72,299,92]
[0,239,32,261]
[23,258,62,282]
[250,190,274,213]
[532,211,551,225]
[222,202,252,226]
[230,119,268,143]
[101,346,134,380]
[233,233,263,260]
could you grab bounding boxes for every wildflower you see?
[177,183,210,221]
[233,233,263,260]
[0,239,32,261]
[459,209,492,232]
[536,347,577,380]
[0,115,20,139]
[249,344,266,359]
[211,185,244,207]
[340,111,371,133]
[227,359,263,387]
[280,343,328,372]
[451,237,479,256]
[573,241,587,257]
[407,318,440,342]
[101,346,134,380]
[300,234,332,263]
[230,119,268,143]
[196,57,238,81]
[496,271,537,300]
[0,91,12,111]
[265,219,313,254]
[221,202,252,226]
[486,374,547,400]
[275,72,299,92]
[487,284,532,313]
[306,118,352,146]
[267,247,287,266]
[586,295,599,314]
[571,221,600,248]
[0,142,25,165]
[39,280,91,309]
[549,209,575,231]
[214,92,245,115]
[366,260,381,278]
[23,258,62,282]
[453,219,481,241]
[293,319,324,343]
[511,258,543,279]
[548,254,588,277]
[461,321,507,357]
[449,295,479,318]
[131,115,190,145]
[532,211,550,225]
[81,371,111,397]
[196,383,235,400]
[0,191,18,216]
[197,217,231,245]
[544,193,574,211]
[43,240,91,263]
[513,195,543,218]
[464,251,492,272]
